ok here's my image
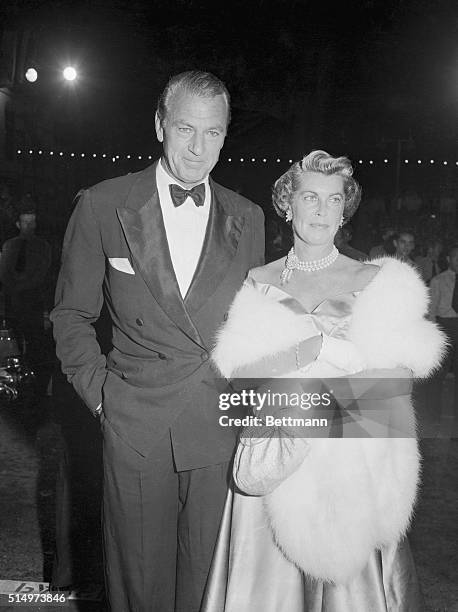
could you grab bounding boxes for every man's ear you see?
[15,221,20,230]
[155,112,164,143]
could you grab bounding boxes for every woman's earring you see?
[339,217,344,228]
[286,208,293,222]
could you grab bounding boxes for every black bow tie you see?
[169,183,205,208]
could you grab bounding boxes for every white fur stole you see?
[212,257,446,584]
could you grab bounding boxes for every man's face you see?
[17,213,36,235]
[155,90,228,187]
[394,233,415,258]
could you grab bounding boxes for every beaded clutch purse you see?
[233,423,310,496]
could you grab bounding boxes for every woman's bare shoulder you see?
[338,255,380,289]
[359,262,380,282]
[354,261,380,288]
[248,257,286,284]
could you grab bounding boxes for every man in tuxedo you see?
[51,71,264,612]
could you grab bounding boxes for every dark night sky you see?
[2,0,458,157]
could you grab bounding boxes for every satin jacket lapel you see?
[116,163,203,346]
[185,180,245,313]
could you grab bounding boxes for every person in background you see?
[368,226,396,258]
[0,198,52,393]
[334,223,367,261]
[415,239,444,284]
[393,230,416,266]
[429,245,458,409]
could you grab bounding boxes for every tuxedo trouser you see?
[101,416,229,612]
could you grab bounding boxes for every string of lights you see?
[15,150,458,166]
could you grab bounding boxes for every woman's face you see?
[290,171,345,248]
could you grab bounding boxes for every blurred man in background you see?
[0,197,52,394]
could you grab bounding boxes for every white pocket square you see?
[109,258,135,275]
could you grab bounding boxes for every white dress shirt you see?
[156,160,210,297]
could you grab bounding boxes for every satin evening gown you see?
[202,282,424,612]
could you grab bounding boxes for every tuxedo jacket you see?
[51,162,265,470]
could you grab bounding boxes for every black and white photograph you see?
[0,1,457,610]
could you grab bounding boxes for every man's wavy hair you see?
[156,70,231,127]
[272,150,362,224]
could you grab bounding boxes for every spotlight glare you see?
[25,68,38,83]
[63,66,77,81]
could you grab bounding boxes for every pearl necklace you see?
[280,246,339,284]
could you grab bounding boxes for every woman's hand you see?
[233,335,322,378]
[297,335,322,370]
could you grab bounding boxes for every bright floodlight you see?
[63,66,77,81]
[25,68,38,82]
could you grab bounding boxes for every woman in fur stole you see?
[202,151,446,612]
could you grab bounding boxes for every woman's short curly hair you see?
[272,150,362,223]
